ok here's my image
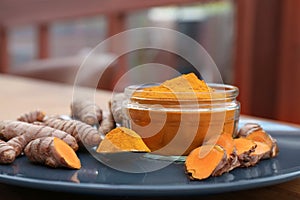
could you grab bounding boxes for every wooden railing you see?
[0,0,208,73]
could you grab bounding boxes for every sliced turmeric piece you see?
[210,133,239,173]
[233,137,258,167]
[246,129,279,158]
[185,145,227,180]
[24,137,81,169]
[250,141,272,160]
[237,123,262,137]
[96,127,150,153]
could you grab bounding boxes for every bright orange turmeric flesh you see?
[185,145,227,180]
[234,137,257,155]
[250,141,272,160]
[213,133,235,159]
[233,137,258,167]
[24,137,81,169]
[246,130,279,158]
[54,137,81,169]
[211,133,239,172]
[96,127,151,153]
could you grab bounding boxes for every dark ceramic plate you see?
[0,119,300,196]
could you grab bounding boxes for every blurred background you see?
[0,0,299,124]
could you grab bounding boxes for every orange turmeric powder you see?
[132,73,213,100]
[96,127,151,153]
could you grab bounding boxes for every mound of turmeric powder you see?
[132,73,214,100]
[96,127,151,153]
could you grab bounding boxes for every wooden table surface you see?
[1,74,300,200]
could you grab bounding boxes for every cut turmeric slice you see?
[250,141,272,160]
[53,137,81,169]
[24,137,81,169]
[211,133,239,173]
[212,133,235,158]
[233,137,258,167]
[96,127,151,153]
[246,129,279,158]
[237,123,262,137]
[185,145,227,180]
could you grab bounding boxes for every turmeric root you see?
[0,140,16,164]
[0,120,78,156]
[42,117,102,147]
[233,137,258,167]
[70,99,102,126]
[17,110,46,123]
[110,93,125,124]
[0,120,27,140]
[185,145,227,180]
[98,111,116,135]
[24,137,81,169]
[96,127,150,153]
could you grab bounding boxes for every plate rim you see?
[1,161,300,196]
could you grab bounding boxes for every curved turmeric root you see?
[0,120,78,156]
[185,145,227,180]
[24,137,81,169]
[42,117,101,147]
[17,110,46,123]
[110,93,125,125]
[98,111,116,135]
[96,127,150,153]
[70,99,102,126]
[0,140,16,164]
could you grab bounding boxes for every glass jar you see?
[121,83,240,157]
